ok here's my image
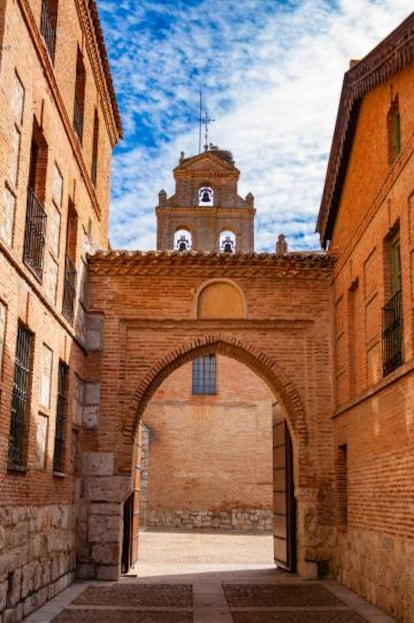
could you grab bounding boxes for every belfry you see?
[156,146,255,252]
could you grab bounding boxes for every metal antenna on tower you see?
[198,90,202,153]
[203,110,215,151]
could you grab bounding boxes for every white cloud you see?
[98,0,414,252]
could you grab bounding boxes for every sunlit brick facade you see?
[0,0,121,619]
[317,14,414,620]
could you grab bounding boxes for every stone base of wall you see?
[146,508,272,531]
[337,527,414,622]
[0,504,77,623]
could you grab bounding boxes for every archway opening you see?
[128,352,296,573]
[174,228,192,251]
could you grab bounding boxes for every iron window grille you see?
[23,187,47,280]
[40,0,57,61]
[192,354,216,395]
[73,96,83,141]
[53,362,68,473]
[62,255,77,323]
[382,289,403,375]
[91,155,97,187]
[8,325,33,467]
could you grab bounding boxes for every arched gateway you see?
[80,248,336,582]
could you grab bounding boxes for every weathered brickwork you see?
[0,0,120,620]
[318,16,414,621]
[142,356,273,529]
[156,149,255,252]
[2,2,413,622]
[84,250,336,580]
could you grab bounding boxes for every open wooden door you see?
[273,405,296,571]
[121,493,133,573]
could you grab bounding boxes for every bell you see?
[201,190,211,202]
[178,235,188,251]
[223,241,233,253]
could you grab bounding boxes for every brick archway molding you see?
[80,334,330,582]
[129,333,308,446]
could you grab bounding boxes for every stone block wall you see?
[0,504,77,623]
[146,509,273,531]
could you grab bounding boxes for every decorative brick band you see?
[129,334,308,446]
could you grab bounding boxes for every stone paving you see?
[24,530,397,623]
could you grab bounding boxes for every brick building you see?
[0,0,121,620]
[317,13,414,621]
[1,4,414,623]
[141,355,274,532]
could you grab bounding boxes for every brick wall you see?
[327,52,414,621]
[83,252,336,579]
[142,355,273,531]
[0,0,119,619]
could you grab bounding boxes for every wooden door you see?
[273,406,296,571]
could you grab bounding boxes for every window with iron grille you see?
[91,109,99,186]
[336,444,348,530]
[40,0,58,62]
[382,228,403,375]
[73,50,86,142]
[53,361,68,473]
[24,125,48,280]
[62,200,78,323]
[8,325,33,468]
[192,354,216,394]
[387,95,401,165]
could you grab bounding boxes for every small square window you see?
[192,354,216,395]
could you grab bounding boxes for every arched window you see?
[198,186,214,206]
[219,230,236,253]
[174,229,192,251]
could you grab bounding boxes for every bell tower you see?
[156,146,255,252]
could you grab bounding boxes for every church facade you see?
[0,3,414,623]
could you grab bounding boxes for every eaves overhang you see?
[317,11,414,249]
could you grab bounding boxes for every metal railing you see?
[53,363,68,473]
[382,289,403,375]
[23,188,47,280]
[62,255,77,323]
[8,326,32,467]
[40,0,56,61]
[91,155,97,186]
[73,97,83,141]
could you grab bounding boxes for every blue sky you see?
[97,0,413,252]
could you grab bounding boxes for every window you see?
[62,200,78,323]
[73,49,86,142]
[8,325,33,468]
[23,122,48,280]
[192,354,216,394]
[382,228,403,375]
[91,109,99,186]
[387,95,401,165]
[336,444,347,530]
[40,0,58,61]
[53,361,68,473]
[0,301,6,379]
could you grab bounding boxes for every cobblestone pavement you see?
[24,530,397,623]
